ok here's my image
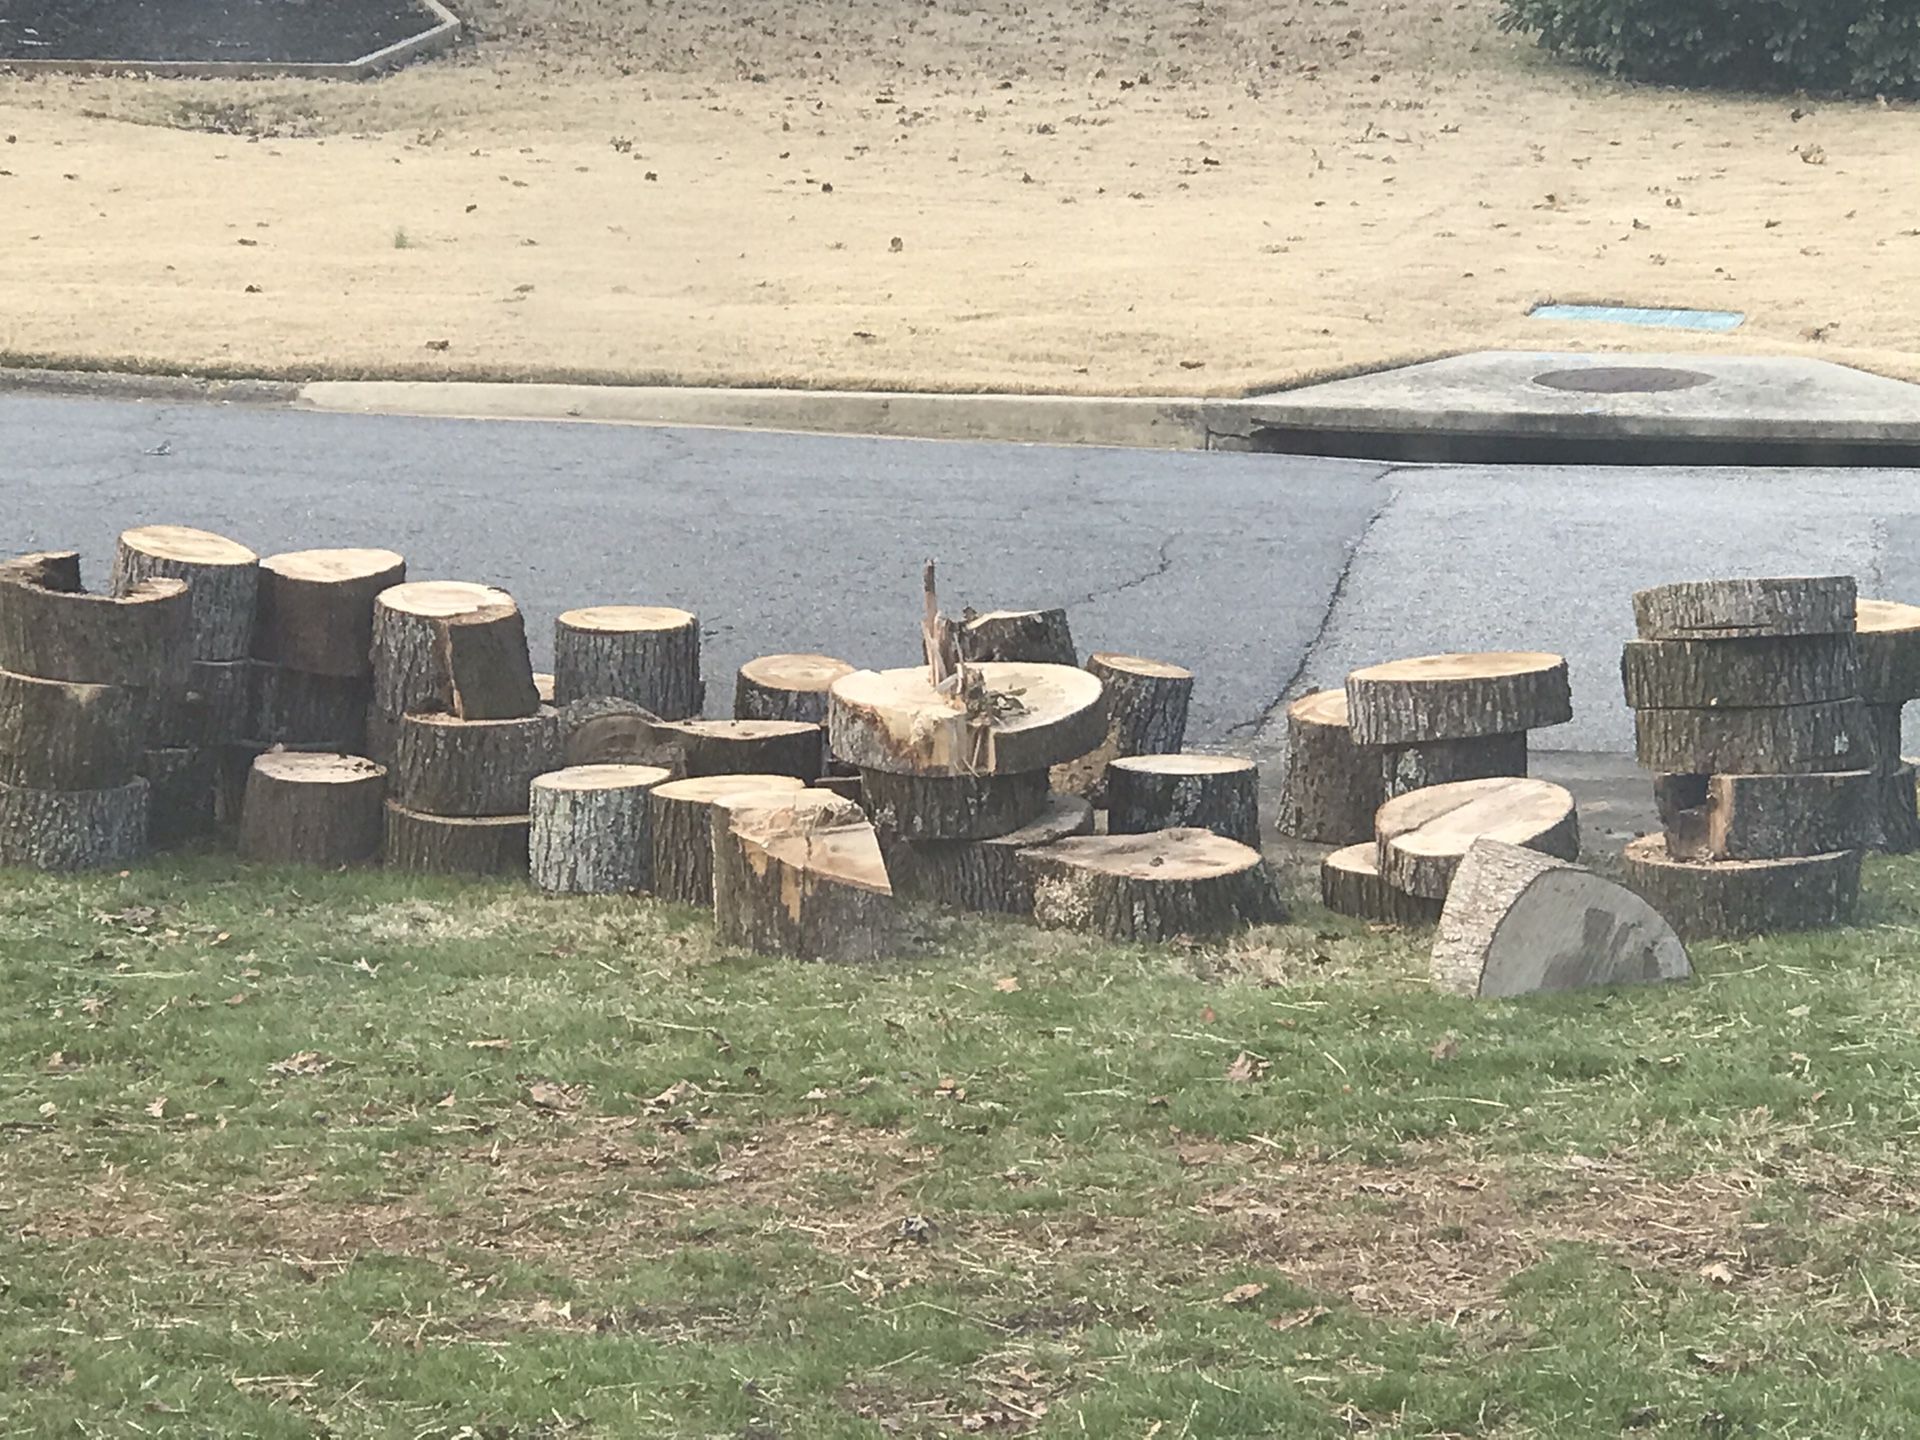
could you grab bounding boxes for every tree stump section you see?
[1375,777,1580,901]
[212,740,347,829]
[1621,634,1859,709]
[0,571,191,689]
[1870,765,1920,854]
[253,664,371,748]
[1345,652,1571,746]
[368,581,540,758]
[1025,829,1286,941]
[393,708,562,817]
[1621,834,1860,939]
[1430,840,1691,999]
[1276,688,1381,844]
[1633,576,1856,640]
[384,803,530,875]
[255,548,406,677]
[237,752,387,866]
[0,777,149,870]
[1107,754,1260,847]
[1656,770,1870,861]
[830,663,1106,776]
[860,767,1050,840]
[141,746,214,847]
[652,718,825,781]
[1054,653,1194,802]
[734,653,855,724]
[1634,699,1867,774]
[529,763,672,894]
[1862,702,1904,771]
[649,774,808,907]
[149,659,253,748]
[713,792,900,961]
[880,792,1093,915]
[1856,600,1920,704]
[0,669,145,790]
[956,608,1077,666]
[553,606,702,719]
[1381,732,1528,800]
[110,525,259,661]
[1319,843,1444,926]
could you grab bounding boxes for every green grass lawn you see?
[6,852,1920,1438]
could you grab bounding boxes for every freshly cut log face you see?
[256,548,406,677]
[880,792,1093,914]
[1054,652,1194,801]
[110,525,260,662]
[712,792,900,961]
[1430,840,1691,999]
[0,668,145,790]
[529,763,672,894]
[652,718,824,781]
[829,662,1106,777]
[649,773,808,907]
[553,605,702,719]
[534,672,556,704]
[1276,688,1381,844]
[238,752,388,866]
[1633,575,1856,640]
[734,653,855,724]
[1106,753,1260,847]
[0,571,191,689]
[1658,770,1870,861]
[1344,651,1571,746]
[369,581,540,753]
[956,608,1076,666]
[1869,764,1920,854]
[384,802,530,875]
[0,776,149,870]
[1621,834,1860,939]
[1374,776,1580,901]
[1024,828,1287,941]
[1856,600,1920,704]
[393,707,562,817]
[1633,699,1867,774]
[1319,843,1444,926]
[1621,634,1859,709]
[1381,732,1527,800]
[860,767,1050,840]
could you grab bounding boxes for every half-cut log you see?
[110,525,259,661]
[1870,764,1920,854]
[1633,576,1856,641]
[383,802,530,875]
[1634,699,1867,774]
[255,548,406,677]
[713,792,900,961]
[0,669,145,790]
[1657,770,1871,861]
[238,752,387,866]
[529,763,672,894]
[1381,732,1528,800]
[1375,777,1580,901]
[734,653,855,724]
[956,608,1076,666]
[1856,600,1920,704]
[0,572,191,689]
[830,662,1106,776]
[1345,651,1571,746]
[0,777,148,870]
[648,773,808,907]
[1620,634,1859,709]
[1621,834,1860,939]
[880,792,1093,914]
[1025,829,1286,941]
[1054,653,1195,801]
[1276,688,1381,844]
[392,707,562,817]
[553,605,702,719]
[140,746,213,847]
[367,581,539,758]
[252,664,371,748]
[860,766,1050,841]
[652,718,824,781]
[1106,753,1259,847]
[1319,843,1444,926]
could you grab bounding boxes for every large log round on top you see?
[1633,575,1856,641]
[553,605,702,719]
[141,746,214,847]
[1054,652,1195,801]
[392,707,562,817]
[252,663,371,748]
[654,719,825,781]
[713,791,899,961]
[368,582,540,758]
[1374,776,1580,901]
[237,752,388,867]
[879,792,1094,915]
[860,766,1050,841]
[384,802,530,876]
[1633,699,1867,775]
[1870,764,1920,854]
[110,525,259,662]
[255,548,407,677]
[955,608,1077,666]
[1344,651,1571,746]
[829,663,1107,777]
[648,773,808,907]
[1319,843,1444,926]
[0,776,148,871]
[529,763,673,895]
[1657,769,1871,862]
[1381,731,1528,800]
[1856,601,1920,704]
[1107,753,1260,847]
[1621,834,1860,940]
[1276,688,1381,844]
[0,669,145,790]
[734,653,855,724]
[1620,634,1860,710]
[0,572,191,689]
[1024,828,1286,941]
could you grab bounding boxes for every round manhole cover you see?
[1533,366,1713,394]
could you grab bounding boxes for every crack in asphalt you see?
[1072,534,1175,608]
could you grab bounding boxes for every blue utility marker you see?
[1529,303,1746,332]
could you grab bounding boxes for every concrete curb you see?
[0,367,302,406]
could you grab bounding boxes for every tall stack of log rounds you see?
[1620,576,1868,938]
[1855,600,1920,851]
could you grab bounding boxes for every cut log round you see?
[1344,652,1571,746]
[384,802,530,875]
[1633,575,1856,640]
[1856,600,1920,704]
[1861,701,1904,772]
[880,792,1094,914]
[0,669,145,790]
[652,718,824,781]
[553,605,702,719]
[1054,653,1194,802]
[829,663,1106,776]
[529,763,673,894]
[1375,777,1580,901]
[0,550,82,592]
[860,767,1050,840]
[238,752,388,866]
[956,608,1076,666]
[1657,770,1871,861]
[1633,699,1867,774]
[392,707,563,817]
[1024,828,1286,941]
[1381,732,1528,800]
[252,664,371,748]
[255,548,406,677]
[367,581,540,758]
[1621,834,1860,940]
[1106,753,1259,847]
[149,659,254,748]
[0,572,191,689]
[1430,839,1691,999]
[713,792,900,961]
[1620,634,1859,709]
[140,746,214,847]
[1869,764,1920,854]
[734,653,855,724]
[648,773,808,907]
[110,525,259,662]
[212,740,350,829]
[1276,688,1381,844]
[1319,843,1445,926]
[0,777,148,871]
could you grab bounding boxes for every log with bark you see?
[1870,764,1920,854]
[879,792,1093,914]
[110,525,260,661]
[1862,701,1904,772]
[255,547,406,677]
[648,773,808,907]
[1381,732,1528,799]
[560,697,677,769]
[1633,699,1868,774]
[0,569,191,689]
[1655,770,1871,861]
[955,608,1077,666]
[811,774,866,805]
[140,746,214,847]
[1430,839,1691,998]
[252,663,371,749]
[734,653,855,724]
[712,791,900,961]
[553,605,702,718]
[384,802,531,875]
[1620,634,1859,709]
[1621,833,1860,939]
[237,752,388,866]
[1106,753,1260,847]
[149,659,254,748]
[1053,653,1194,801]
[528,763,673,894]
[0,776,149,870]
[392,707,562,817]
[1024,829,1287,941]
[213,740,350,829]
[0,669,145,790]
[367,581,540,758]
[1319,842,1445,926]
[860,766,1050,840]
[1276,688,1381,844]
[0,550,82,591]
[1633,575,1856,640]
[1344,651,1572,746]
[654,719,824,780]
[829,663,1106,776]
[1856,600,1920,704]
[1374,776,1580,901]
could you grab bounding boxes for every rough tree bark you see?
[252,664,372,749]
[367,581,540,758]
[1024,829,1287,941]
[1862,701,1905,771]
[859,766,1050,840]
[383,802,531,875]
[529,763,672,894]
[1276,688,1381,844]
[1621,634,1859,709]
[255,548,406,677]
[0,572,191,689]
[110,525,260,661]
[141,746,214,847]
[1106,754,1260,847]
[1319,843,1445,926]
[1633,699,1868,774]
[1380,732,1528,799]
[212,740,348,829]
[829,663,1106,775]
[1633,576,1856,640]
[1870,765,1920,854]
[1374,777,1580,901]
[237,752,388,866]
[1656,770,1871,861]
[955,608,1077,666]
[149,659,254,748]
[1344,651,1572,746]
[1621,833,1861,939]
[735,653,856,724]
[879,792,1094,915]
[648,773,808,907]
[712,792,900,961]
[553,605,702,718]
[1053,653,1194,802]
[0,669,145,790]
[1856,600,1920,704]
[392,708,562,817]
[652,719,825,780]
[0,777,149,870]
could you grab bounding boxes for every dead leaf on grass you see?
[527,1080,582,1112]
[1269,1305,1330,1331]
[1225,1051,1270,1084]
[1430,1032,1460,1062]
[146,1096,167,1119]
[993,976,1021,992]
[467,1037,512,1051]
[1220,1281,1268,1307]
[1699,1261,1736,1286]
[642,1080,696,1112]
[269,1051,333,1078]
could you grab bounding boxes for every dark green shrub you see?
[1497,0,1920,98]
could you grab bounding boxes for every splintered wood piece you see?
[149,659,253,749]
[1430,840,1691,999]
[384,802,530,875]
[110,525,259,662]
[1634,699,1867,774]
[1024,829,1287,941]
[368,581,540,757]
[238,752,387,866]
[534,672,556,704]
[648,773,808,907]
[713,792,900,961]
[1621,634,1859,710]
[0,669,145,790]
[1657,770,1871,861]
[393,708,562,817]
[880,792,1093,915]
[553,605,702,718]
[0,550,82,592]
[956,608,1077,666]
[1106,753,1260,847]
[529,763,673,894]
[1621,834,1860,940]
[0,777,148,871]
[1633,576,1857,640]
[255,548,407,677]
[1856,600,1920,704]
[829,662,1106,777]
[252,664,371,749]
[1345,651,1571,746]
[1319,843,1444,926]
[653,718,824,781]
[860,767,1050,841]
[141,746,214,847]
[1276,688,1381,844]
[1375,777,1579,901]
[1869,764,1920,854]
[734,653,856,724]
[1054,653,1194,802]
[0,570,191,689]
[1861,701,1904,772]
[1381,732,1528,800]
